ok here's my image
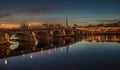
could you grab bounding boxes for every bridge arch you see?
[36,31,53,40]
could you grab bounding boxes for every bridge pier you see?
[0,33,10,45]
[52,29,76,38]
[64,29,74,37]
[36,31,53,40]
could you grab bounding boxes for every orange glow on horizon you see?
[0,24,20,29]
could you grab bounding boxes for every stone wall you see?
[0,33,10,45]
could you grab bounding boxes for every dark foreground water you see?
[0,35,120,70]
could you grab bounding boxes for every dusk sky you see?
[0,0,120,27]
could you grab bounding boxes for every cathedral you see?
[20,21,29,30]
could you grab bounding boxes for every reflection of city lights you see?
[40,48,44,54]
[4,59,7,65]
[61,48,63,52]
[41,51,43,54]
[54,47,56,51]
[22,54,25,57]
[48,50,50,54]
[30,55,33,58]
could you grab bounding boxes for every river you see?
[0,35,120,70]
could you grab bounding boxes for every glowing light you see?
[4,59,7,65]
[2,24,4,26]
[22,54,25,57]
[54,47,56,51]
[48,50,51,54]
[61,48,63,52]
[69,45,72,48]
[30,55,33,58]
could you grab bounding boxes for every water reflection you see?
[0,35,120,59]
[10,41,19,50]
[4,59,7,65]
[30,54,33,59]
[0,35,120,70]
[85,35,120,42]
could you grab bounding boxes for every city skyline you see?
[0,0,120,28]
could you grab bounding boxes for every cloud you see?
[25,6,56,14]
[0,13,13,18]
[0,5,58,19]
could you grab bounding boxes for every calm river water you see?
[0,35,120,70]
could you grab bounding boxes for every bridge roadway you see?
[0,28,93,43]
[0,28,92,36]
[0,28,92,35]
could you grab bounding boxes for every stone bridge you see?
[0,28,92,44]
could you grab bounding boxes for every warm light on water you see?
[4,59,7,65]
[0,35,120,70]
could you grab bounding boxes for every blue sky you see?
[0,0,120,26]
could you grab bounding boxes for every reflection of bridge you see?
[85,35,120,42]
[0,35,120,59]
[0,37,83,59]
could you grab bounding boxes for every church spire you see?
[66,17,69,28]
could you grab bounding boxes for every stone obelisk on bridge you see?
[66,18,69,28]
